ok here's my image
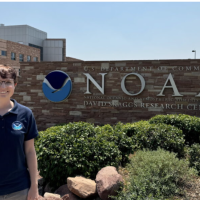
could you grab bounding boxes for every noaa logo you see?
[12,121,24,130]
[42,70,72,102]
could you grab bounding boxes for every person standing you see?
[0,65,39,200]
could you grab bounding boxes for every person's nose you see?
[0,82,6,88]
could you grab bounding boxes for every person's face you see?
[0,74,17,101]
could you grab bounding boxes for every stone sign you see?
[14,60,200,130]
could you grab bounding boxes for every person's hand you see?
[27,185,39,200]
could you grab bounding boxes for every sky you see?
[1,2,200,61]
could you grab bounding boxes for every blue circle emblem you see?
[42,70,72,102]
[12,121,24,130]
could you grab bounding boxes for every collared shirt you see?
[0,99,39,195]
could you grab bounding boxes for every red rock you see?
[44,192,61,198]
[67,176,97,198]
[54,184,79,199]
[38,195,62,200]
[95,166,123,200]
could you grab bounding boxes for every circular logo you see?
[42,70,72,102]
[12,121,24,130]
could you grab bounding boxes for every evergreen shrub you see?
[35,122,122,190]
[149,114,200,145]
[114,148,197,200]
[95,123,134,166]
[122,121,185,157]
[188,143,200,175]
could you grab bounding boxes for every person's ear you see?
[14,83,17,87]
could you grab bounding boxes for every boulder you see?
[55,184,79,199]
[67,176,97,198]
[95,166,123,200]
[38,195,62,200]
[44,192,61,198]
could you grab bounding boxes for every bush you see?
[35,122,122,190]
[114,148,197,200]
[187,143,200,175]
[122,121,185,157]
[95,123,134,166]
[149,114,200,145]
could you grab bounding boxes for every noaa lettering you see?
[83,72,200,97]
[42,71,200,102]
[83,73,107,94]
[157,73,183,97]
[121,73,145,96]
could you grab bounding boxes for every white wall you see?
[43,40,63,61]
[26,26,47,46]
[0,25,47,46]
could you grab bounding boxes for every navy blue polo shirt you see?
[0,99,39,195]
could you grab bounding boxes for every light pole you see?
[192,50,196,59]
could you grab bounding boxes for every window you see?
[33,57,38,62]
[1,51,7,56]
[29,43,43,61]
[11,52,16,60]
[27,55,31,62]
[19,54,24,62]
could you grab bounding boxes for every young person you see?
[0,65,39,200]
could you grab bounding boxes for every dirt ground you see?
[174,177,200,200]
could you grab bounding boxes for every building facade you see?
[0,38,40,75]
[0,24,66,62]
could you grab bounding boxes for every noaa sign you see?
[42,71,200,102]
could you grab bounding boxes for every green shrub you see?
[35,122,122,190]
[95,123,134,166]
[149,114,200,145]
[122,121,185,157]
[114,148,197,200]
[187,143,200,175]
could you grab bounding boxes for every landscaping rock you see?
[44,192,61,198]
[38,195,62,200]
[54,184,79,199]
[67,176,97,198]
[96,166,123,200]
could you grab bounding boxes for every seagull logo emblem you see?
[12,121,24,130]
[42,70,72,102]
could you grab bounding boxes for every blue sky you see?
[1,2,200,61]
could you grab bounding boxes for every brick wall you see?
[0,39,40,74]
[13,60,200,131]
[0,39,8,64]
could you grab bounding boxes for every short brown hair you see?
[0,65,17,84]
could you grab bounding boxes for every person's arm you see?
[25,139,39,200]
